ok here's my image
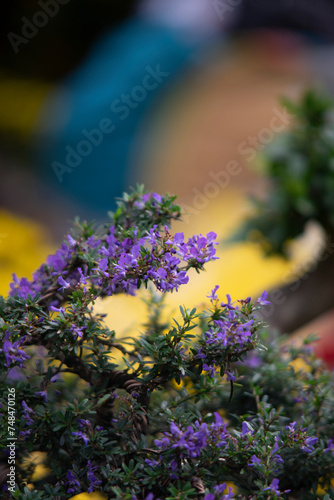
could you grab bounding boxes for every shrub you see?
[0,187,333,499]
[230,90,334,257]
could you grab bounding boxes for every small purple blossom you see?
[204,483,235,500]
[248,455,262,467]
[50,305,65,314]
[178,232,218,265]
[263,478,280,495]
[66,470,81,494]
[57,276,71,292]
[241,421,254,436]
[221,294,236,310]
[151,192,162,203]
[87,460,102,492]
[78,419,91,428]
[270,439,284,466]
[145,458,161,467]
[22,400,34,426]
[286,421,297,432]
[203,363,216,378]
[225,371,236,382]
[78,267,88,284]
[72,431,90,445]
[257,291,270,306]
[243,351,262,369]
[67,234,77,247]
[324,438,334,454]
[301,436,318,453]
[18,429,33,440]
[98,258,109,277]
[202,310,254,360]
[70,324,86,339]
[34,390,48,401]
[213,483,235,499]
[207,285,219,302]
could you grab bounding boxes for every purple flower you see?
[241,421,253,436]
[22,400,34,426]
[178,232,218,265]
[50,305,65,314]
[34,390,48,401]
[257,291,270,306]
[173,233,184,245]
[248,455,262,467]
[70,324,86,339]
[72,431,90,445]
[302,436,318,452]
[155,420,210,459]
[67,234,77,247]
[207,285,219,302]
[213,483,235,499]
[57,276,71,292]
[221,294,235,310]
[324,438,334,454]
[203,363,216,378]
[98,258,109,276]
[8,201,219,303]
[225,371,236,382]
[156,268,167,280]
[78,267,88,285]
[270,440,284,466]
[66,470,81,494]
[204,484,235,500]
[87,460,102,492]
[286,421,297,432]
[145,458,161,467]
[18,429,32,440]
[203,313,253,356]
[9,274,37,299]
[208,413,229,449]
[152,193,162,203]
[0,337,30,368]
[263,478,280,495]
[243,351,262,368]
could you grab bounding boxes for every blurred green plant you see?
[230,89,334,257]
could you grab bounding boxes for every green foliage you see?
[230,89,334,256]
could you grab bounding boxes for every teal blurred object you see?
[36,16,205,214]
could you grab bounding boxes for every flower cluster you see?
[204,484,235,500]
[66,470,81,495]
[18,401,34,441]
[145,408,319,499]
[284,421,318,453]
[65,461,102,494]
[0,332,30,368]
[153,412,229,462]
[9,194,218,304]
[196,288,261,379]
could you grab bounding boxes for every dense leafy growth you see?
[0,187,333,499]
[230,90,334,256]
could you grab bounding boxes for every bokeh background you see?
[1,0,334,427]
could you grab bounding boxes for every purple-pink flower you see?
[0,336,30,368]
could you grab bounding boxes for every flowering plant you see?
[0,187,333,499]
